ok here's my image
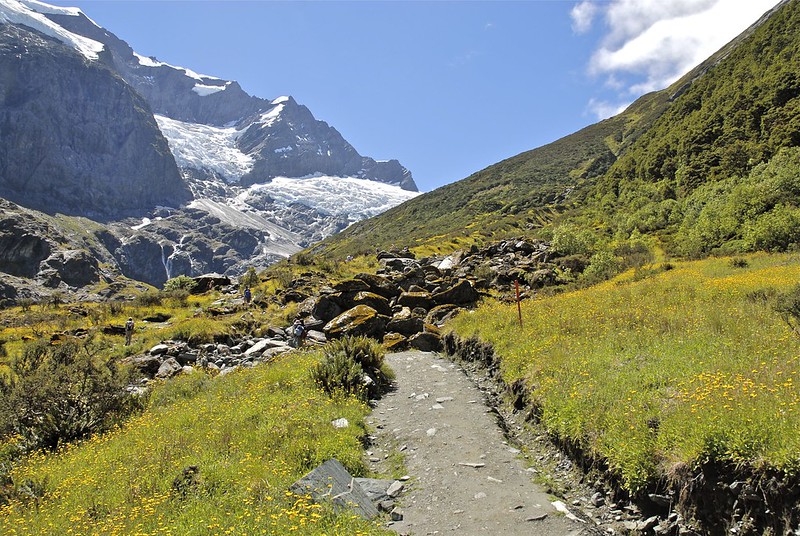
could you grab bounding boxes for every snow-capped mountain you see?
[0,0,419,293]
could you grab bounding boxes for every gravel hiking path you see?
[367,350,597,536]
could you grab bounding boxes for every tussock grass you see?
[0,352,390,535]
[449,253,800,492]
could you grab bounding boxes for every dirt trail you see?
[367,350,596,536]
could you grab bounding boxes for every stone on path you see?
[289,459,378,520]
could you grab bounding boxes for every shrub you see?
[325,335,385,371]
[312,336,391,400]
[239,267,260,291]
[167,318,230,346]
[17,298,34,312]
[0,337,143,452]
[310,351,367,400]
[134,291,162,307]
[163,275,197,293]
[580,250,621,284]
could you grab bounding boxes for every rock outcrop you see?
[0,24,190,218]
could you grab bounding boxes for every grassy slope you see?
[0,352,391,536]
[448,253,800,492]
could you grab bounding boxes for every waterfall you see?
[159,242,173,280]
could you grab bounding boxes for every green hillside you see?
[315,0,800,262]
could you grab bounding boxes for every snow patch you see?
[155,114,253,183]
[240,175,419,223]
[272,96,290,105]
[131,52,218,81]
[1,0,104,59]
[274,146,293,154]
[192,82,228,96]
[258,104,284,128]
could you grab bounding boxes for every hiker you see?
[243,287,252,306]
[124,317,134,346]
[291,317,306,348]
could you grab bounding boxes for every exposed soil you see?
[366,350,602,535]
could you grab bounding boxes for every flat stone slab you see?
[290,459,379,519]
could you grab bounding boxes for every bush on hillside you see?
[312,336,392,400]
[163,275,196,293]
[0,337,143,452]
[311,350,367,400]
[239,267,260,291]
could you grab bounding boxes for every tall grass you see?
[0,352,391,535]
[449,253,800,492]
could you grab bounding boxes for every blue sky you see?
[46,0,783,192]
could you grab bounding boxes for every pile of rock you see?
[123,331,301,380]
[288,239,566,350]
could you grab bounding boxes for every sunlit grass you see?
[449,252,800,492]
[0,352,391,535]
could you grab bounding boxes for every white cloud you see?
[586,98,631,120]
[570,1,598,34]
[583,0,784,119]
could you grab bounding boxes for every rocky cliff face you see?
[0,23,190,218]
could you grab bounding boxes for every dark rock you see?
[383,332,408,351]
[312,294,344,323]
[0,208,53,278]
[125,354,162,376]
[425,304,461,325]
[397,291,433,311]
[0,24,190,218]
[432,279,479,306]
[40,250,100,287]
[290,459,379,520]
[142,312,171,323]
[191,274,231,293]
[409,332,442,352]
[333,279,370,293]
[353,273,400,299]
[387,316,424,336]
[354,477,395,503]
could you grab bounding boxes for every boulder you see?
[351,291,392,317]
[332,279,370,293]
[380,257,418,272]
[353,273,400,299]
[383,332,408,351]
[386,316,424,336]
[290,459,378,520]
[149,343,170,356]
[324,305,386,340]
[191,273,231,293]
[125,354,162,376]
[409,332,442,352]
[155,357,183,379]
[397,291,433,311]
[425,304,461,326]
[312,294,344,323]
[433,279,479,306]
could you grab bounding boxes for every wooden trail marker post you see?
[515,279,523,328]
